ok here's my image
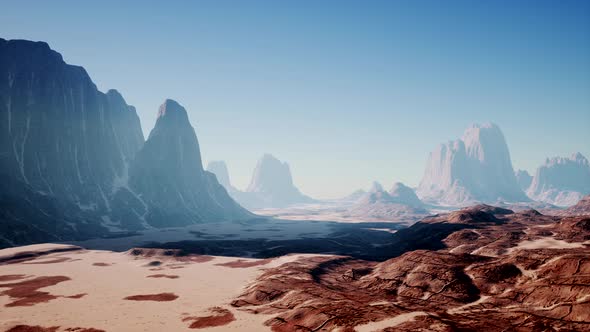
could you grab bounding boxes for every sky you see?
[1,0,589,198]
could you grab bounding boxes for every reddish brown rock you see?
[124,292,178,301]
[231,205,590,331]
[554,195,590,216]
[146,274,179,279]
[0,276,71,307]
[0,274,26,281]
[5,326,60,332]
[182,307,235,329]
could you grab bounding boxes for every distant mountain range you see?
[206,154,314,209]
[1,38,589,247]
[415,123,590,207]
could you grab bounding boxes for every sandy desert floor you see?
[0,244,325,332]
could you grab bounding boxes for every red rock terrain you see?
[123,292,179,302]
[554,194,590,216]
[232,205,590,331]
[182,307,236,329]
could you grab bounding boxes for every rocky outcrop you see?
[206,161,234,191]
[127,100,251,227]
[417,123,528,206]
[527,153,590,207]
[233,206,590,331]
[554,195,590,216]
[243,154,313,208]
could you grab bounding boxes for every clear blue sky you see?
[2,0,589,198]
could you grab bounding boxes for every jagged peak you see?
[158,99,186,117]
[260,153,282,163]
[571,152,588,164]
[153,99,191,129]
[544,152,589,166]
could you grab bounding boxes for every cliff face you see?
[417,123,528,205]
[0,38,144,213]
[515,169,533,191]
[206,160,234,191]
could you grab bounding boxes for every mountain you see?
[244,154,313,208]
[206,160,235,191]
[417,123,528,206]
[348,181,427,219]
[0,38,146,245]
[389,182,424,207]
[0,38,144,212]
[527,153,590,207]
[127,100,251,227]
[515,169,532,191]
[0,39,250,247]
[340,189,367,202]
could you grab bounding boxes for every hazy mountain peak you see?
[206,160,232,189]
[389,182,424,207]
[418,123,527,205]
[157,99,189,121]
[370,181,384,193]
[245,154,312,207]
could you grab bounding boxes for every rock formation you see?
[527,153,590,207]
[243,154,313,208]
[417,123,528,206]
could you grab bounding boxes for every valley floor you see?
[1,205,589,332]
